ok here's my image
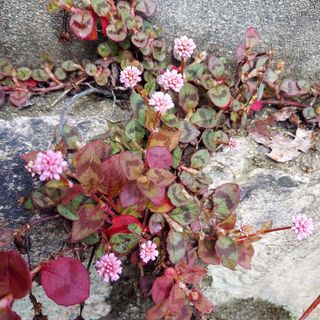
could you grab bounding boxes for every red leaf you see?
[191,290,214,313]
[146,147,173,169]
[70,11,97,40]
[0,250,31,299]
[151,276,174,305]
[198,239,220,265]
[41,257,90,306]
[101,155,126,197]
[168,284,186,312]
[119,181,143,208]
[146,299,169,320]
[237,239,254,270]
[71,204,104,242]
[249,100,263,114]
[0,308,21,320]
[21,150,39,164]
[180,265,207,284]
[105,215,142,237]
[9,91,30,108]
[61,185,82,205]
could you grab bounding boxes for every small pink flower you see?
[292,214,314,241]
[33,150,67,181]
[148,92,174,114]
[96,253,122,283]
[158,69,184,92]
[119,65,142,89]
[174,36,196,59]
[224,137,238,152]
[140,240,159,263]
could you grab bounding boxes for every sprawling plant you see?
[0,1,319,320]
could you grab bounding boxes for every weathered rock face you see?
[203,136,320,320]
[1,0,320,79]
[1,94,320,319]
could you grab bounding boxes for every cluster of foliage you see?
[0,1,318,320]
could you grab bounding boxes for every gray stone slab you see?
[1,0,319,80]
[152,0,320,80]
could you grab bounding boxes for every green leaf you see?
[107,21,127,42]
[110,233,140,254]
[202,129,228,151]
[135,0,156,17]
[54,67,67,81]
[125,119,145,142]
[170,203,200,226]
[179,171,212,194]
[130,91,147,115]
[208,56,225,79]
[161,113,179,128]
[172,147,182,169]
[85,63,97,76]
[208,85,232,109]
[0,59,13,76]
[71,204,104,242]
[83,232,100,245]
[132,32,148,48]
[185,63,204,81]
[190,106,216,128]
[31,191,54,209]
[152,39,166,62]
[57,204,79,221]
[215,237,238,270]
[191,150,210,169]
[92,0,111,16]
[17,67,32,81]
[32,69,49,81]
[178,120,200,143]
[167,231,186,264]
[167,183,191,207]
[303,107,316,120]
[198,239,220,265]
[212,183,240,221]
[128,223,142,235]
[62,60,80,72]
[179,83,199,112]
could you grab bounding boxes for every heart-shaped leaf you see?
[191,150,210,169]
[92,0,111,16]
[190,106,217,128]
[135,0,156,17]
[179,121,200,143]
[167,183,191,207]
[208,85,231,109]
[107,21,127,42]
[179,83,199,112]
[70,12,97,40]
[208,56,225,79]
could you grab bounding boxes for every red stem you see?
[299,294,320,320]
[153,111,160,130]
[237,226,291,241]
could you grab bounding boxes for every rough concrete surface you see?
[153,0,320,80]
[1,0,320,80]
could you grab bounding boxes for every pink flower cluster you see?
[148,92,174,114]
[120,65,142,89]
[96,253,122,283]
[174,36,196,59]
[292,214,314,241]
[28,150,67,181]
[140,240,159,263]
[158,69,184,92]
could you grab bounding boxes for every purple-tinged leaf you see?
[215,236,238,270]
[119,151,144,181]
[120,181,143,207]
[244,27,259,50]
[148,213,165,235]
[146,147,173,169]
[198,239,220,265]
[135,0,156,17]
[167,231,186,264]
[9,91,30,108]
[70,12,97,40]
[71,204,104,242]
[151,276,174,305]
[237,239,254,270]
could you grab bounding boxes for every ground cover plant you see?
[0,1,319,319]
